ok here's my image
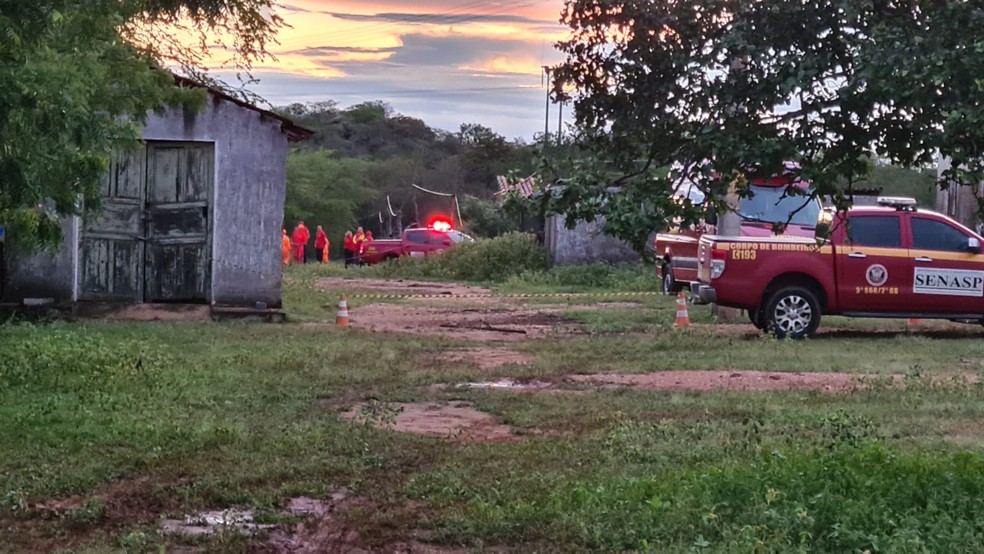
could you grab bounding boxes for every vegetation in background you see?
[280,103,539,242]
[540,0,984,254]
[346,232,547,282]
[0,0,282,250]
[284,152,378,258]
[864,163,937,207]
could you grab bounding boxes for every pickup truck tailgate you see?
[697,237,713,282]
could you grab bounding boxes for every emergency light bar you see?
[876,196,918,210]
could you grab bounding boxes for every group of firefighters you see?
[281,221,373,267]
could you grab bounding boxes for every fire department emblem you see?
[866,264,888,287]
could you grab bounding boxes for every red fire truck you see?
[655,167,821,295]
[694,197,984,338]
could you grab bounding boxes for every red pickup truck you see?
[694,197,984,338]
[655,174,821,295]
[359,227,474,265]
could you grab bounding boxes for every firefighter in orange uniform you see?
[343,231,356,267]
[281,229,291,266]
[314,225,329,264]
[291,221,310,264]
[354,227,367,266]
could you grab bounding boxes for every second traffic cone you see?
[335,294,350,327]
[674,291,691,327]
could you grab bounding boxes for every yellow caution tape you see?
[334,291,665,300]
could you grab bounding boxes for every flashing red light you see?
[429,218,453,232]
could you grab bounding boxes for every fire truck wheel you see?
[765,286,820,339]
[662,262,682,295]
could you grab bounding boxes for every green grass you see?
[4,263,984,551]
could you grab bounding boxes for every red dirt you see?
[341,401,518,442]
[317,278,493,297]
[79,303,211,322]
[422,348,534,369]
[349,303,579,341]
[562,370,883,392]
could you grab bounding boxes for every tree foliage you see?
[0,0,281,250]
[546,0,984,251]
[284,151,377,258]
[281,103,539,239]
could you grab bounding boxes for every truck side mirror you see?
[969,237,980,253]
[815,210,834,244]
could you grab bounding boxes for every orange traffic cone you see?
[908,317,923,326]
[674,291,690,327]
[335,295,350,327]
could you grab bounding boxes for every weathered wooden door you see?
[144,143,213,302]
[80,150,146,301]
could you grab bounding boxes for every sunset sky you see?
[235,0,573,140]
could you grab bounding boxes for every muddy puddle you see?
[450,378,553,391]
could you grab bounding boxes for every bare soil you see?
[340,401,519,442]
[562,370,884,393]
[75,303,211,322]
[317,278,493,297]
[349,303,580,342]
[421,348,534,369]
[267,490,475,553]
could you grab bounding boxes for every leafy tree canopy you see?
[0,0,281,250]
[281,103,539,242]
[544,0,984,252]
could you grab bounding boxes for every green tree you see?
[284,151,377,257]
[547,0,984,253]
[0,0,282,250]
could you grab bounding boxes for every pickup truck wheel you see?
[661,262,682,295]
[765,286,820,339]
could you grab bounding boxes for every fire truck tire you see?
[662,262,682,295]
[765,286,820,339]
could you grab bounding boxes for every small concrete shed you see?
[3,77,312,311]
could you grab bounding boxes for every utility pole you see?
[557,100,563,145]
[542,65,552,145]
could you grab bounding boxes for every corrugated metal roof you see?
[495,175,538,198]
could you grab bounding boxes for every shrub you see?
[504,263,659,292]
[357,232,546,282]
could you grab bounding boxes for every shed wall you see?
[3,217,79,302]
[3,94,288,307]
[142,96,287,307]
[545,215,640,266]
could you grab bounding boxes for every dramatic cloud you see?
[238,0,571,139]
[328,11,555,25]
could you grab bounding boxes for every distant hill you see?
[278,101,538,254]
